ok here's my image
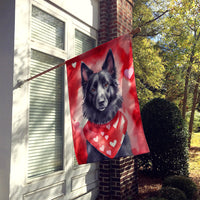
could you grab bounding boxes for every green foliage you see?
[163,176,198,200]
[186,110,200,132]
[161,0,200,117]
[132,0,200,147]
[159,187,187,200]
[132,0,166,108]
[132,0,200,143]
[132,0,168,37]
[133,38,165,107]
[159,45,185,106]
[140,98,189,177]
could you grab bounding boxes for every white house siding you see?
[0,0,15,200]
[0,0,99,199]
[48,0,99,30]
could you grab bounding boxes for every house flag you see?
[66,34,149,164]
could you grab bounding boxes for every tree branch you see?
[135,75,166,94]
[140,10,169,27]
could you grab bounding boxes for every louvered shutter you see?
[75,29,96,56]
[28,6,65,178]
[28,50,64,178]
[73,29,96,166]
[31,6,64,50]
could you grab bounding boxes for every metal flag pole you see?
[130,27,141,38]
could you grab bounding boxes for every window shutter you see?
[28,50,64,178]
[31,6,65,50]
[75,29,96,56]
[28,6,65,178]
[73,29,96,166]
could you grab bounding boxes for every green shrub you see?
[163,175,198,200]
[140,98,189,177]
[159,186,187,200]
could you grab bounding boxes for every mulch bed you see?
[135,148,200,200]
[136,172,200,200]
[137,172,162,200]
[189,147,200,194]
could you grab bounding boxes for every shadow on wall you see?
[11,48,66,199]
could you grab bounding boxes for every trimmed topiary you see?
[140,98,189,177]
[159,186,187,200]
[163,175,198,200]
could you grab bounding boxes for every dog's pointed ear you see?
[81,62,93,83]
[102,49,116,78]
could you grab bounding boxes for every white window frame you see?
[27,1,67,182]
[11,0,99,199]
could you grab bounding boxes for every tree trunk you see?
[182,32,199,119]
[197,92,200,109]
[182,65,192,119]
[188,74,200,148]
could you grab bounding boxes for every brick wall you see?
[97,1,139,199]
[98,0,133,45]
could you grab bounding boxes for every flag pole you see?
[14,61,66,89]
[130,27,141,38]
[15,27,141,89]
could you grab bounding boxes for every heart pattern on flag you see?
[83,111,129,159]
[110,140,117,147]
[124,67,134,79]
[100,145,105,152]
[106,150,111,156]
[93,136,98,142]
[72,62,76,68]
[106,124,111,130]
[113,117,119,128]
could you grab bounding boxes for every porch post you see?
[98,0,139,199]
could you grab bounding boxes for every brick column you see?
[98,0,134,45]
[98,1,138,199]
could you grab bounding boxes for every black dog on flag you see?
[81,49,132,163]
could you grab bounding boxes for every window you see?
[12,1,99,199]
[28,6,65,178]
[75,29,96,56]
[31,6,65,50]
[73,29,96,166]
[28,5,97,178]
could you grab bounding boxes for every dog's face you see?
[81,49,118,112]
[85,71,110,111]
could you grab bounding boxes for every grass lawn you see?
[190,132,200,147]
[189,132,200,190]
